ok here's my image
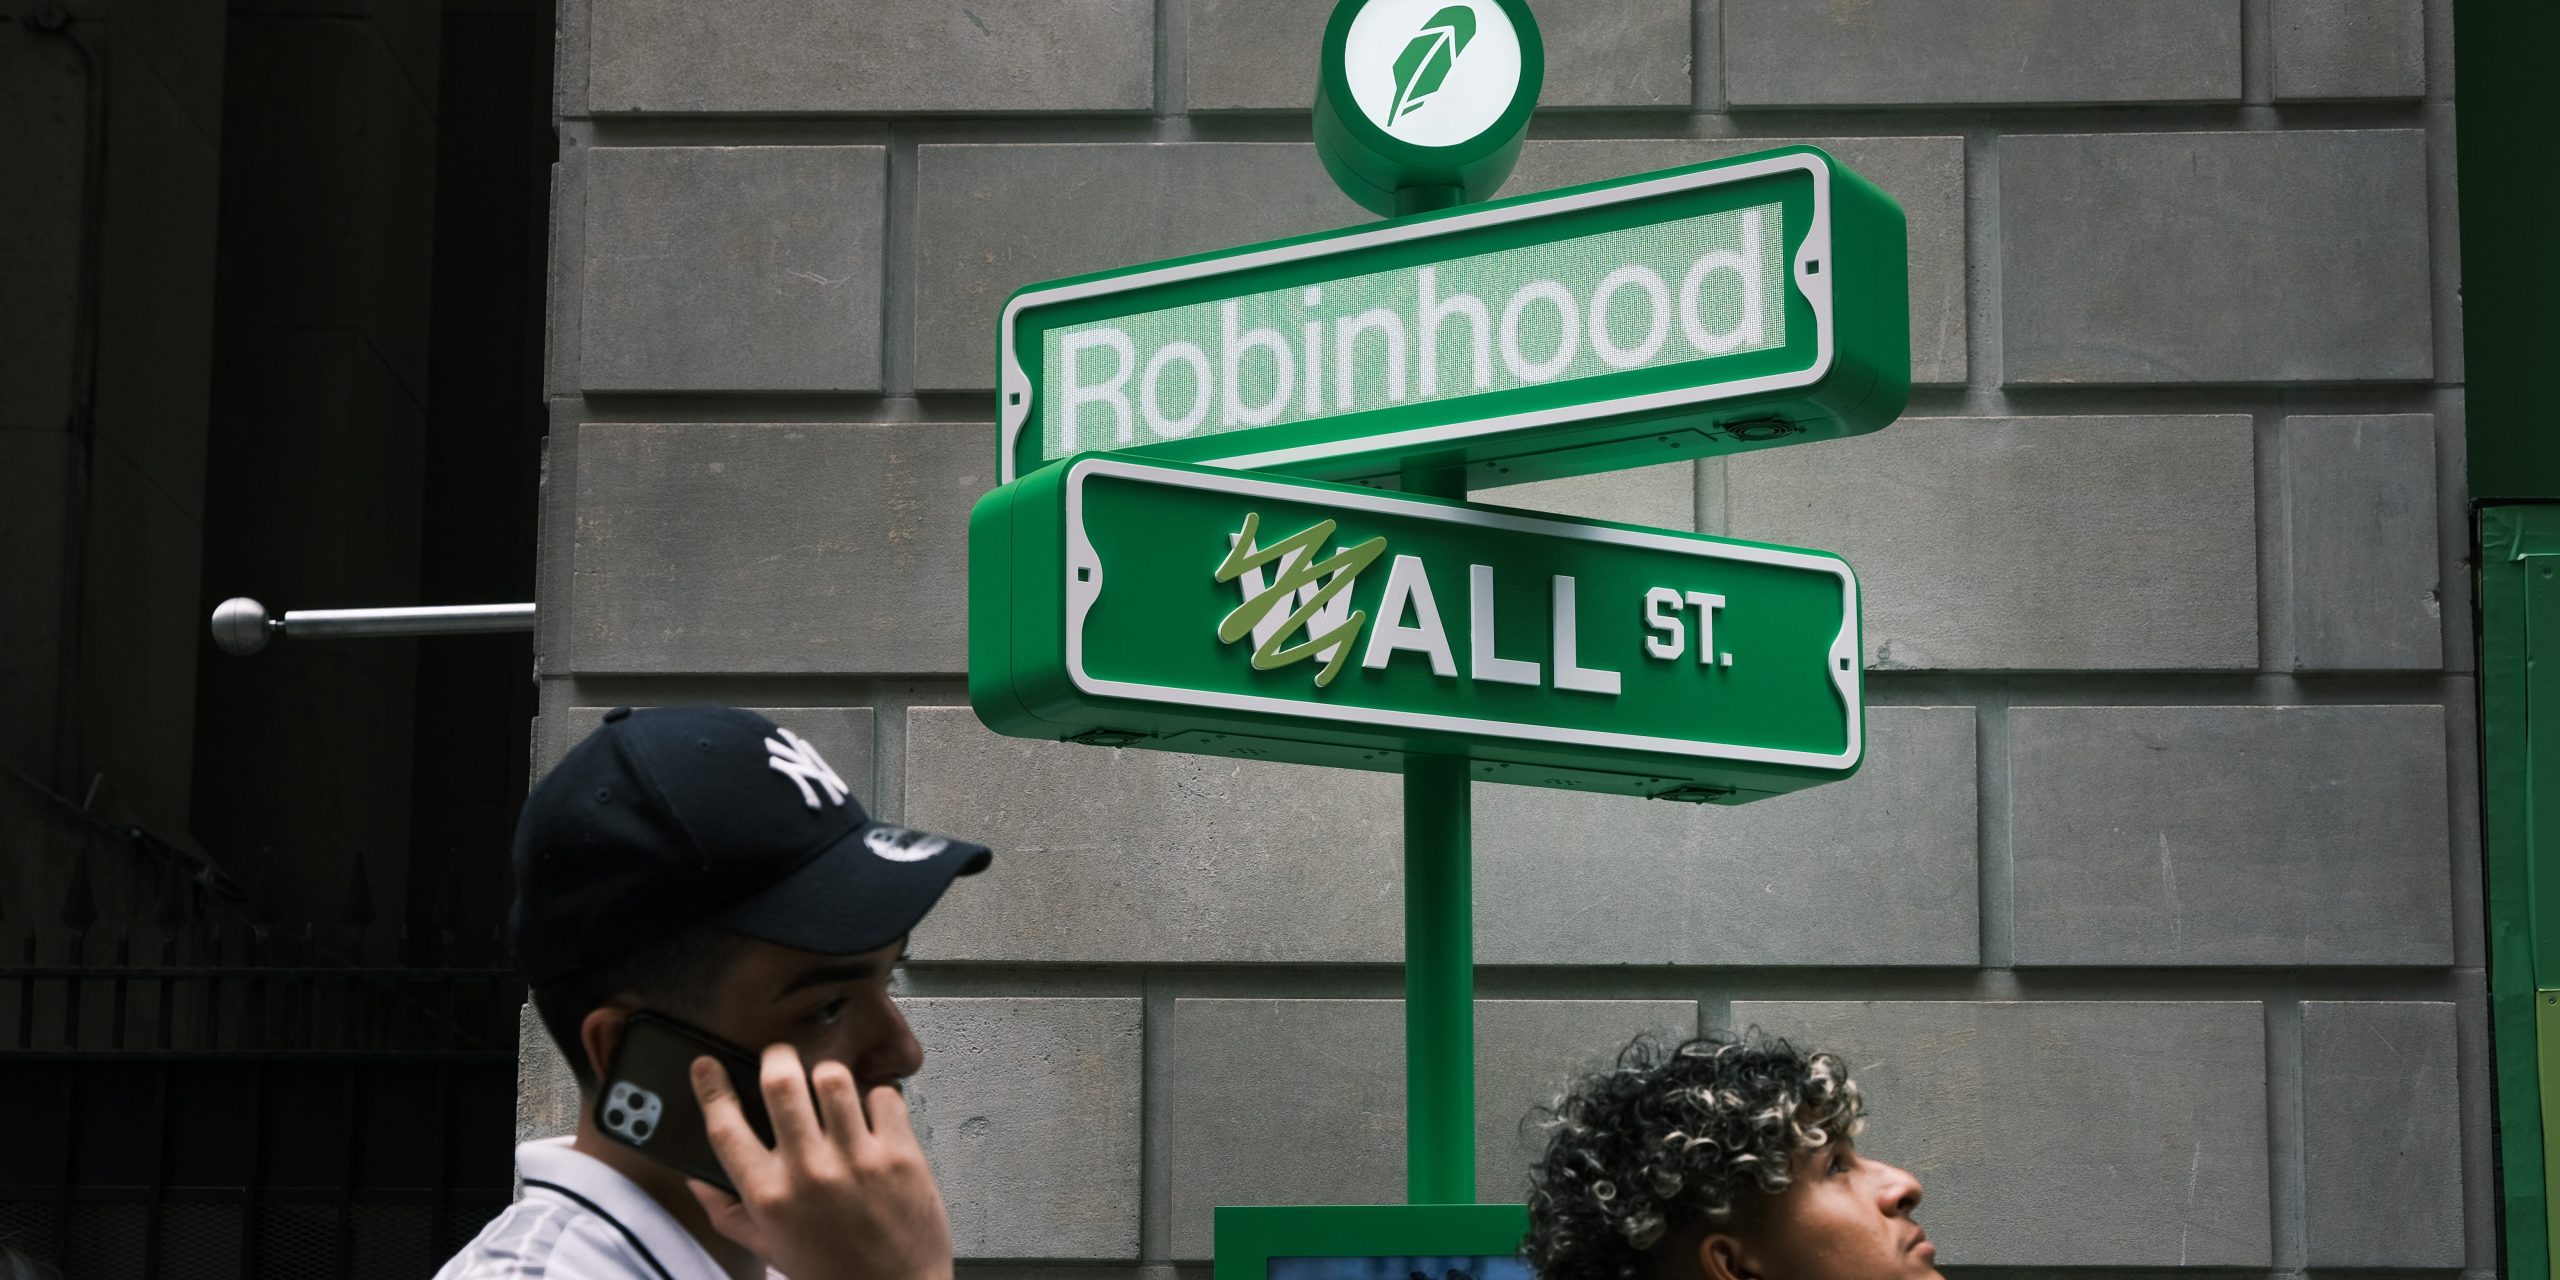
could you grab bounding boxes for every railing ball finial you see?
[211,597,274,656]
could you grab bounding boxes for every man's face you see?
[1720,1141,1938,1280]
[690,935,922,1089]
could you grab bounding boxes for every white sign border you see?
[999,151,1837,484]
[1057,456,1863,772]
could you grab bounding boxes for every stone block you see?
[1725,416,2258,670]
[1502,137,1967,385]
[2284,414,2443,671]
[2002,130,2433,383]
[89,0,230,130]
[1729,1000,2270,1267]
[1168,999,1696,1259]
[2301,1001,2464,1267]
[1724,0,2239,107]
[2010,705,2452,966]
[1168,999,1400,1260]
[905,998,1144,1261]
[1477,707,1978,965]
[901,707,1403,963]
[0,433,67,781]
[913,145,1367,390]
[546,708,876,800]
[567,422,983,672]
[1183,0,1688,112]
[216,13,439,400]
[0,28,86,432]
[74,444,205,838]
[96,23,221,519]
[588,0,1152,114]
[580,146,887,392]
[200,329,426,606]
[1474,460,1695,531]
[2273,0,2426,100]
[517,1001,581,1142]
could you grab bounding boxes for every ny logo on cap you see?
[765,728,849,810]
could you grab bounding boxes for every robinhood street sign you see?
[995,146,1908,488]
[970,454,1864,803]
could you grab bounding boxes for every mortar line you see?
[1964,128,2001,405]
[1694,0,1722,115]
[1979,687,2015,969]
[2261,402,2294,674]
[1139,967,1169,1264]
[2242,0,2275,108]
[2266,998,2307,1270]
[883,124,919,399]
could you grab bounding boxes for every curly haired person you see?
[1523,1032,1938,1280]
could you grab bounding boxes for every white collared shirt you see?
[434,1137,782,1280]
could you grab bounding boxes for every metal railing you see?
[1,829,524,1278]
[209,598,536,657]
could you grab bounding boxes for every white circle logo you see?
[1344,0,1522,149]
[864,825,950,863]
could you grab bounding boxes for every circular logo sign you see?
[1342,0,1523,150]
[1314,0,1542,215]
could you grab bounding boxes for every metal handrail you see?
[210,598,535,655]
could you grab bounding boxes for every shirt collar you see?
[516,1136,738,1279]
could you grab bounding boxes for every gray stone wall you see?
[531,0,2482,1274]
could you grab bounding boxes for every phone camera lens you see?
[632,1120,651,1138]
[607,1108,626,1127]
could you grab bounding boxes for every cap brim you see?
[703,821,990,957]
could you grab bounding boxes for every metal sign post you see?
[1399,444,1476,1205]
[966,0,1907,1235]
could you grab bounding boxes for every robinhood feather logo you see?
[1388,6,1478,126]
[1214,512,1388,688]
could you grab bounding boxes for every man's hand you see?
[686,1043,955,1280]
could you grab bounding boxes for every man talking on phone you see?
[436,705,993,1280]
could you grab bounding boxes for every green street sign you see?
[1312,0,1545,214]
[969,453,1864,803]
[995,146,1909,490]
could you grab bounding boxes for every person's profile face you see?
[694,934,922,1089]
[1713,1141,1937,1280]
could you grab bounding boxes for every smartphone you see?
[596,1011,777,1193]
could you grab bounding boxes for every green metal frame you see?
[995,146,1908,490]
[1212,1204,1531,1280]
[2484,504,2560,1274]
[964,451,1866,802]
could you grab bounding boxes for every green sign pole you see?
[1400,432,1474,1204]
[1350,5,1548,1205]
[975,0,1896,1227]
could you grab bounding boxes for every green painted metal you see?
[965,452,1864,801]
[1313,0,1544,215]
[2482,504,2560,1277]
[994,146,1908,490]
[2455,2,2560,503]
[1401,457,1474,1206]
[2542,991,2560,1269]
[1213,1203,1529,1280]
[1403,752,1474,1204]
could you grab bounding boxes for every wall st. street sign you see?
[969,454,1864,802]
[995,146,1908,489]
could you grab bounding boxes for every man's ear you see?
[1697,1229,1762,1280]
[579,1005,634,1085]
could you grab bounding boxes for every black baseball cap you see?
[512,705,990,987]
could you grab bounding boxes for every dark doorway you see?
[3,3,553,1275]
